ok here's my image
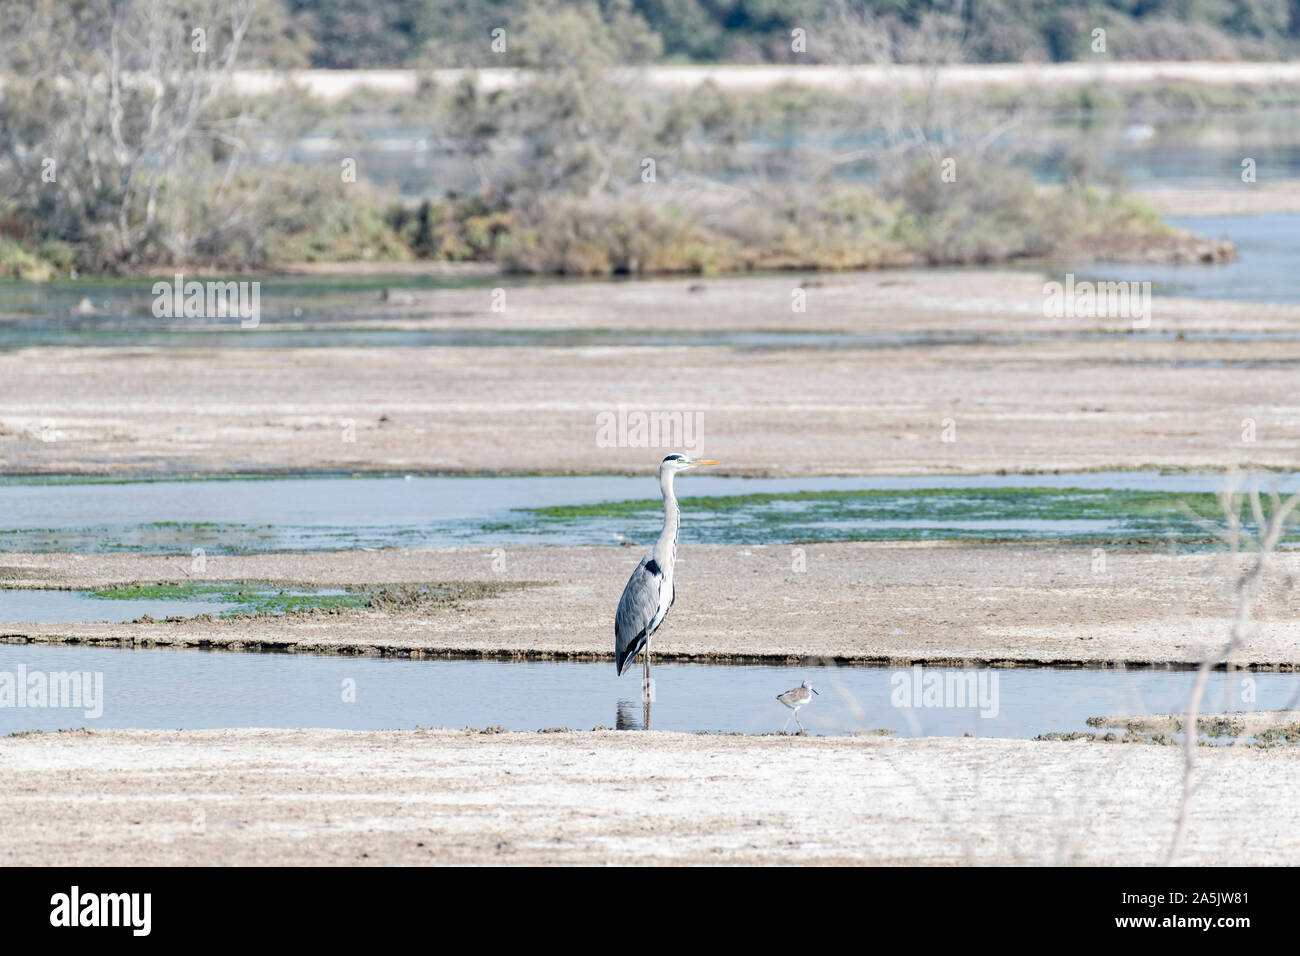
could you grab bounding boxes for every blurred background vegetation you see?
[0,0,1284,278]
[263,0,1300,67]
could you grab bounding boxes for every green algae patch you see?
[516,486,1300,548]
[88,582,367,616]
[85,579,534,620]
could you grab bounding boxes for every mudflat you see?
[3,271,1299,475]
[1,727,1292,865]
[5,543,1298,666]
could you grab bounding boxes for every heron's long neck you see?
[656,469,679,567]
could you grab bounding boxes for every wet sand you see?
[4,271,1300,476]
[1090,710,1300,735]
[1,727,1294,865]
[5,543,1299,666]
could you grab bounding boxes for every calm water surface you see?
[2,644,1295,739]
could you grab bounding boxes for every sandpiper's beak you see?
[812,688,820,695]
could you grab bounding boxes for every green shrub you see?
[0,239,54,281]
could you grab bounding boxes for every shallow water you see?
[3,323,931,351]
[1,591,239,623]
[1,643,1295,739]
[1,214,1297,351]
[10,325,1300,350]
[1080,213,1300,306]
[1,471,1290,553]
[1093,112,1300,185]
[7,325,1246,350]
[0,586,355,623]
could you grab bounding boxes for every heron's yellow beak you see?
[693,459,720,466]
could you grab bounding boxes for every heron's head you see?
[802,680,819,695]
[660,453,719,475]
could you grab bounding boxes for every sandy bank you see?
[1140,181,1300,218]
[227,63,1300,100]
[0,727,1293,865]
[4,543,1298,667]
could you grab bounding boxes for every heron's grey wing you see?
[615,556,663,676]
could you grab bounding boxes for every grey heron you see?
[614,453,718,723]
[777,681,819,733]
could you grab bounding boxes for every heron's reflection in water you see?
[616,697,651,730]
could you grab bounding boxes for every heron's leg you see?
[642,643,652,731]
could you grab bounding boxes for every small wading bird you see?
[778,681,819,734]
[615,454,719,722]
